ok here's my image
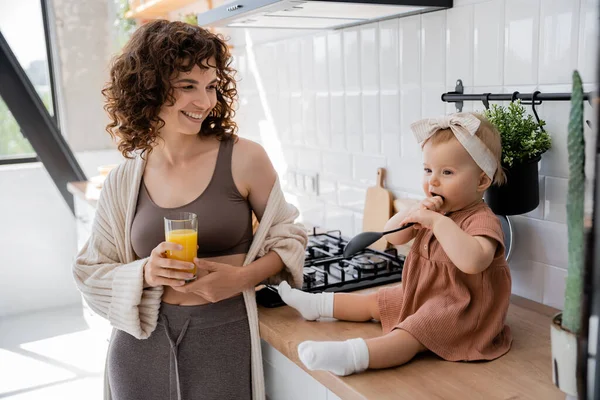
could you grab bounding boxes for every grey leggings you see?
[107,295,252,400]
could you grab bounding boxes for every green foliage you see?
[483,100,552,167]
[0,88,52,158]
[113,0,137,51]
[0,97,34,156]
[182,13,198,25]
[563,70,585,334]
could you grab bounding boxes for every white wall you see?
[231,0,599,309]
[0,0,120,317]
[0,149,121,317]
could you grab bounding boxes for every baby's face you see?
[421,137,485,213]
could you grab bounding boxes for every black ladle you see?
[343,194,447,258]
[342,222,415,258]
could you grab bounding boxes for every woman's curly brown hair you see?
[102,20,238,158]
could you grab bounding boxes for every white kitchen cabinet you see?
[261,339,341,400]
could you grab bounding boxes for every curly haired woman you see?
[73,20,307,400]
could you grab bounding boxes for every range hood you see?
[197,0,452,30]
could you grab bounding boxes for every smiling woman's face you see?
[158,61,219,138]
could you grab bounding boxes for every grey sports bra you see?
[131,138,253,259]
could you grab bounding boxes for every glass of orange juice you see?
[164,212,198,281]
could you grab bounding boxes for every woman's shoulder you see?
[231,136,274,175]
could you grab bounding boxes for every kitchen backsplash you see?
[230,0,599,309]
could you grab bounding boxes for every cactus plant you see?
[563,70,585,334]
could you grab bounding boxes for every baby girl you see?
[278,112,513,376]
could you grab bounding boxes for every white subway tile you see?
[510,215,568,269]
[362,92,381,154]
[538,0,580,85]
[421,86,447,118]
[399,14,421,88]
[578,0,599,84]
[504,0,540,85]
[301,37,315,92]
[330,94,346,150]
[544,176,568,224]
[380,91,402,158]
[386,156,424,194]
[354,213,364,236]
[446,5,474,87]
[473,0,505,86]
[274,94,291,143]
[538,84,571,179]
[296,147,322,172]
[302,93,317,146]
[421,11,447,87]
[327,32,344,93]
[318,178,338,205]
[361,23,380,91]
[507,259,545,302]
[322,151,353,180]
[353,154,387,185]
[543,264,567,309]
[296,195,326,232]
[345,93,363,152]
[288,39,302,93]
[314,34,329,92]
[400,87,422,162]
[343,29,361,92]
[379,19,400,90]
[290,94,304,145]
[338,183,368,212]
[281,146,297,170]
[325,205,355,236]
[316,94,331,149]
[276,42,289,94]
[454,0,492,5]
[256,44,278,93]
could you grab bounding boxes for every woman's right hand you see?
[144,242,196,288]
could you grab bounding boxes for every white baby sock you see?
[298,338,370,376]
[277,281,334,321]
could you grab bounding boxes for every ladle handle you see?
[381,222,415,235]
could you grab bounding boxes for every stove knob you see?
[319,271,328,285]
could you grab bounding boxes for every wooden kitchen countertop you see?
[258,289,564,400]
[68,180,565,399]
[67,181,101,209]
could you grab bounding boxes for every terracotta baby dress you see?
[377,201,512,361]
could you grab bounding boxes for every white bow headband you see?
[410,113,497,180]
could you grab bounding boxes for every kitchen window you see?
[0,0,57,165]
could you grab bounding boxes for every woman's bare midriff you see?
[162,253,248,305]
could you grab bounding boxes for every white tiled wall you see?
[232,0,598,309]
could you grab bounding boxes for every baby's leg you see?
[366,329,426,369]
[278,282,379,321]
[298,329,425,376]
[334,291,380,321]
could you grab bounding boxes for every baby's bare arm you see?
[366,329,427,369]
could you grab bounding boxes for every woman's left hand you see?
[171,258,248,302]
[400,208,447,231]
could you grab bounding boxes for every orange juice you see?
[165,229,198,275]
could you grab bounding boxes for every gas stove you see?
[256,229,406,308]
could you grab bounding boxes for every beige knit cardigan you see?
[73,155,307,400]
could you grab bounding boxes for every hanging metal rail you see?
[441,79,593,113]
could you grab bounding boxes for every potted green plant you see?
[483,100,552,215]
[550,70,585,398]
